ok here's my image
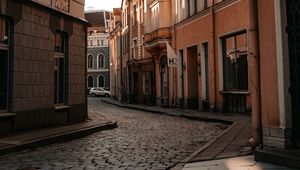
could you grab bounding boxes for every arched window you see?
[88,55,93,68]
[88,76,94,88]
[98,75,104,87]
[98,54,104,68]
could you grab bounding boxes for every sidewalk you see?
[101,99,252,165]
[182,156,295,170]
[0,111,117,156]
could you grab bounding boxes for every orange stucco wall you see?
[174,0,250,111]
[258,0,280,127]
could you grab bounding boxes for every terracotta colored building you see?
[127,0,154,105]
[0,0,87,135]
[143,0,254,112]
[109,8,122,100]
[254,0,300,167]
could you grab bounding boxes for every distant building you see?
[85,10,111,91]
[0,0,87,135]
[109,8,122,100]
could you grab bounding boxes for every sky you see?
[85,0,122,11]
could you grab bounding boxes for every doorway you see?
[0,49,8,110]
[201,43,210,111]
[286,0,300,147]
[160,56,169,106]
[187,46,199,109]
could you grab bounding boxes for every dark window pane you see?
[88,76,93,87]
[54,32,67,104]
[99,76,104,87]
[222,33,248,91]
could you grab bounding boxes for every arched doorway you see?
[88,76,94,88]
[0,18,9,111]
[98,75,104,87]
[160,55,169,106]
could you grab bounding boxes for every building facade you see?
[0,0,87,135]
[85,10,111,91]
[254,0,300,161]
[109,8,122,100]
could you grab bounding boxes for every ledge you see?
[0,113,16,118]
[220,91,250,95]
[55,106,71,111]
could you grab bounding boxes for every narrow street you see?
[0,97,227,170]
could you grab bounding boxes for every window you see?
[143,72,149,95]
[101,40,104,46]
[98,54,104,68]
[88,55,93,69]
[133,40,137,59]
[54,32,67,104]
[0,17,9,110]
[204,0,208,9]
[0,19,8,45]
[222,33,248,91]
[88,76,93,88]
[97,40,100,46]
[133,4,137,26]
[98,75,104,87]
[189,0,196,16]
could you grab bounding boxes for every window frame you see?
[98,53,105,69]
[221,32,248,92]
[54,32,68,106]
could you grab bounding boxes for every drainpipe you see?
[120,24,124,102]
[210,0,217,111]
[248,0,261,149]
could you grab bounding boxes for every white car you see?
[89,87,111,97]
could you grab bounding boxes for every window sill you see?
[0,112,16,118]
[55,105,70,111]
[220,91,249,95]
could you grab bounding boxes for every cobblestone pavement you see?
[0,97,228,170]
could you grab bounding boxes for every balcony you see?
[144,28,171,54]
[144,28,171,43]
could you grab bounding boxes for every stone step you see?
[0,113,16,136]
[254,148,300,169]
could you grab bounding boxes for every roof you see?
[84,10,111,27]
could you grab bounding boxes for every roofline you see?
[85,9,112,13]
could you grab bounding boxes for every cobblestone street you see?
[0,97,227,170]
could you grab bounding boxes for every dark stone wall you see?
[1,0,87,131]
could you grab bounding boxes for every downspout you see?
[211,0,217,111]
[248,0,261,148]
[120,23,124,101]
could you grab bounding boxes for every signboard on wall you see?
[55,0,69,12]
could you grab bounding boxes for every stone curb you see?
[101,98,235,124]
[0,121,117,157]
